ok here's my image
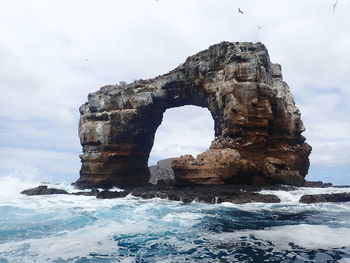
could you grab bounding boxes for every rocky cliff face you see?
[74,41,311,189]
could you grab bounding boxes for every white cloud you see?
[0,146,80,182]
[0,0,349,183]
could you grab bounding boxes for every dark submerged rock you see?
[21,185,69,195]
[130,184,282,204]
[70,189,100,196]
[96,190,129,199]
[21,184,350,204]
[303,181,333,188]
[299,192,350,203]
[217,193,280,204]
[21,186,99,196]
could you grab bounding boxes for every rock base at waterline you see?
[299,193,350,203]
[21,183,350,204]
[21,184,297,204]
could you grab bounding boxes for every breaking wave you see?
[0,175,349,262]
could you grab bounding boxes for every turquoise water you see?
[0,177,349,262]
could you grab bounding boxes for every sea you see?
[0,175,350,263]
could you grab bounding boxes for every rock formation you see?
[130,185,281,204]
[21,185,69,195]
[74,41,311,189]
[299,193,350,203]
[20,184,284,204]
[149,158,175,185]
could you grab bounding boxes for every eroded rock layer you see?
[75,41,311,189]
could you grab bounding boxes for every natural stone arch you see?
[75,42,311,189]
[77,80,221,188]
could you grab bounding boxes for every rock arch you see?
[75,42,311,189]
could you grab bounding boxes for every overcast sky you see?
[0,0,349,184]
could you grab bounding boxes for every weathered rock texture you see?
[75,41,311,189]
[149,158,175,185]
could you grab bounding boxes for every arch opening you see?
[148,105,215,166]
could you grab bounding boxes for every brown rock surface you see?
[172,148,247,185]
[74,41,311,189]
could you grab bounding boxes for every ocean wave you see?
[259,186,350,203]
[206,224,350,250]
[1,174,350,262]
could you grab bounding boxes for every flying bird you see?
[238,8,244,14]
[257,25,262,30]
[333,0,339,12]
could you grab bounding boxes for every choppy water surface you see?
[0,176,349,262]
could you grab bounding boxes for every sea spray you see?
[0,175,349,262]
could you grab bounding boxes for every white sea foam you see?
[259,186,350,203]
[0,219,150,261]
[0,174,40,198]
[0,172,126,198]
[219,198,350,216]
[1,173,350,261]
[207,224,350,250]
[161,212,204,226]
[0,173,132,215]
[0,194,205,261]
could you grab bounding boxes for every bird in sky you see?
[238,8,244,14]
[257,25,262,30]
[333,0,339,12]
